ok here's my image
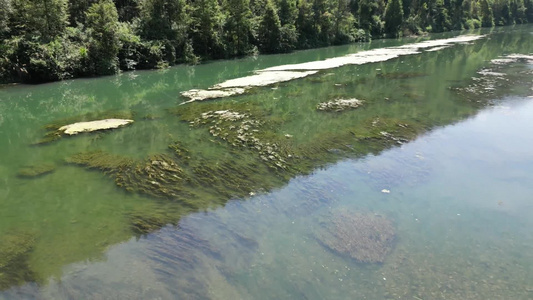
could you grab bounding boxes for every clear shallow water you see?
[0,25,532,299]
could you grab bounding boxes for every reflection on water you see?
[25,99,531,300]
[0,25,532,299]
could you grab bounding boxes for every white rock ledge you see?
[180,34,485,103]
[59,119,134,135]
[212,71,318,89]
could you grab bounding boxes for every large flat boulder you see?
[58,119,134,135]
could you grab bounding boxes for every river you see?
[0,25,532,299]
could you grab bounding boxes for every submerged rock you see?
[317,98,364,112]
[58,119,133,135]
[17,163,55,178]
[316,210,396,263]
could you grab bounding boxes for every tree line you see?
[1,0,532,83]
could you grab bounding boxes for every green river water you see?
[0,25,532,299]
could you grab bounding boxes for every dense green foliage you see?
[0,0,532,83]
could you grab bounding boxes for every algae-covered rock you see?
[317,99,364,112]
[33,110,134,145]
[0,231,37,290]
[58,119,133,135]
[316,210,396,263]
[17,163,55,178]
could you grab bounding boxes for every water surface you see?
[0,25,532,299]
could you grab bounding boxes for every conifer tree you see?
[258,0,282,53]
[224,0,254,56]
[10,0,69,38]
[189,0,225,58]
[86,0,120,74]
[139,0,188,41]
[384,0,404,36]
[0,0,11,35]
[480,0,495,26]
[279,0,298,26]
[69,0,97,25]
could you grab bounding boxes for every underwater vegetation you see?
[315,210,396,263]
[59,56,512,244]
[452,54,533,104]
[190,110,290,171]
[17,163,56,178]
[70,95,424,209]
[128,209,179,236]
[0,231,37,290]
[66,152,192,200]
[376,72,428,80]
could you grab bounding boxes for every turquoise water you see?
[0,25,532,299]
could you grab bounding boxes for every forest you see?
[0,0,532,83]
